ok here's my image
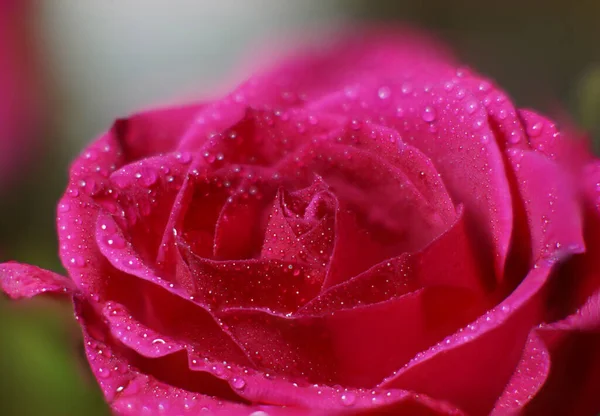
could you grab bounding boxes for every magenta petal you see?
[261,187,334,269]
[521,290,600,415]
[108,153,194,269]
[0,263,75,299]
[336,123,456,225]
[493,290,600,415]
[380,259,556,415]
[491,332,550,414]
[230,370,464,414]
[213,182,273,260]
[221,282,480,389]
[75,300,252,416]
[300,206,485,314]
[111,375,249,416]
[181,244,323,314]
[507,148,585,262]
[113,102,205,161]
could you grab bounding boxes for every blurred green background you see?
[0,1,598,415]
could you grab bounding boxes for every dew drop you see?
[107,234,126,249]
[527,121,544,137]
[58,203,71,213]
[70,256,85,267]
[341,392,356,406]
[421,106,436,122]
[176,152,192,164]
[508,130,521,144]
[231,377,246,390]
[97,367,111,379]
[466,100,478,114]
[377,86,391,100]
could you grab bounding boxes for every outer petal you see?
[0,263,75,299]
[379,259,557,415]
[494,290,600,415]
[506,147,585,262]
[74,298,253,416]
[113,102,205,161]
[78,295,464,415]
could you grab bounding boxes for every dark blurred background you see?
[0,1,598,415]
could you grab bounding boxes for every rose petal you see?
[277,140,455,288]
[220,283,481,389]
[261,186,335,269]
[229,370,465,415]
[506,148,585,263]
[237,29,454,110]
[180,242,323,314]
[498,290,600,415]
[490,332,550,414]
[379,259,556,415]
[299,205,485,314]
[74,298,252,415]
[80,295,462,415]
[335,122,456,225]
[179,168,245,259]
[107,153,193,268]
[114,103,205,161]
[0,263,75,299]
[213,178,276,260]
[58,131,127,290]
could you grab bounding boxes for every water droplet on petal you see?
[527,121,544,137]
[466,100,478,114]
[421,106,436,122]
[106,234,126,249]
[377,86,391,100]
[231,377,246,389]
[58,203,71,213]
[341,392,356,406]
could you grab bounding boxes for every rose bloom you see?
[2,30,599,415]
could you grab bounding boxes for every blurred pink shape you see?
[0,1,40,190]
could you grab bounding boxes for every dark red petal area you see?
[212,176,278,261]
[0,263,75,299]
[179,168,246,259]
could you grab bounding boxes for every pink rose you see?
[2,30,599,415]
